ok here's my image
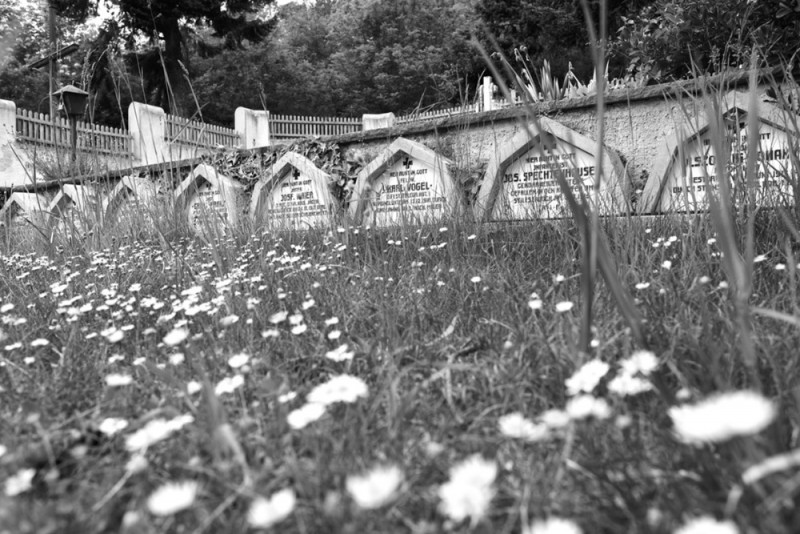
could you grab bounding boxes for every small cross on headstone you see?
[402,157,413,169]
[293,168,301,179]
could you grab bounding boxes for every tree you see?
[0,0,96,111]
[233,0,484,118]
[611,0,800,81]
[477,0,655,83]
[117,0,277,117]
[46,0,276,119]
[191,46,268,126]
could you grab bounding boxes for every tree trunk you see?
[159,17,193,118]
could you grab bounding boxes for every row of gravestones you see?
[179,126,619,236]
[1,92,796,236]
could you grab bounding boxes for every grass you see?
[0,206,799,533]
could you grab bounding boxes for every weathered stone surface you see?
[48,184,104,234]
[236,108,270,149]
[362,113,397,131]
[250,152,334,230]
[0,192,51,229]
[349,138,461,227]
[0,99,34,188]
[641,91,798,212]
[103,176,160,226]
[175,163,245,236]
[475,117,628,221]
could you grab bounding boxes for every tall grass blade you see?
[472,23,643,350]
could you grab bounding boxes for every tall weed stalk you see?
[474,0,643,356]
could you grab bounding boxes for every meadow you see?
[0,201,799,533]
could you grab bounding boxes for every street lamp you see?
[52,84,88,163]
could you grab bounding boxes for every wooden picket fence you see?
[13,82,517,157]
[15,108,131,156]
[396,102,482,124]
[269,114,362,141]
[164,114,241,148]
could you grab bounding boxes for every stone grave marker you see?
[0,192,51,233]
[103,175,159,227]
[641,91,798,212]
[350,137,460,227]
[475,117,627,221]
[250,151,334,230]
[49,184,103,233]
[175,163,245,236]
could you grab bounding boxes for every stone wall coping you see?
[256,67,783,148]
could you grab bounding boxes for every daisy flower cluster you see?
[498,350,660,445]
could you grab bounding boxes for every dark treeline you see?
[1,0,798,128]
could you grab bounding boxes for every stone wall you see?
[318,70,789,207]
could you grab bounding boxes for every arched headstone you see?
[641,91,798,212]
[475,117,627,221]
[0,192,51,232]
[349,137,460,227]
[103,175,159,227]
[175,163,245,236]
[250,152,334,230]
[49,184,102,233]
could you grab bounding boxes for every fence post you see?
[362,113,396,131]
[482,76,495,112]
[128,102,166,166]
[0,99,16,147]
[235,107,270,148]
[0,99,33,187]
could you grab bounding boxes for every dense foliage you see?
[476,0,653,82]
[611,0,800,81]
[0,0,275,122]
[0,0,91,112]
[191,0,483,122]
[109,0,275,116]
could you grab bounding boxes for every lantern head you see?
[52,85,89,118]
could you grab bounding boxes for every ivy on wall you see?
[199,139,368,217]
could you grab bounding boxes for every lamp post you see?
[52,85,89,163]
